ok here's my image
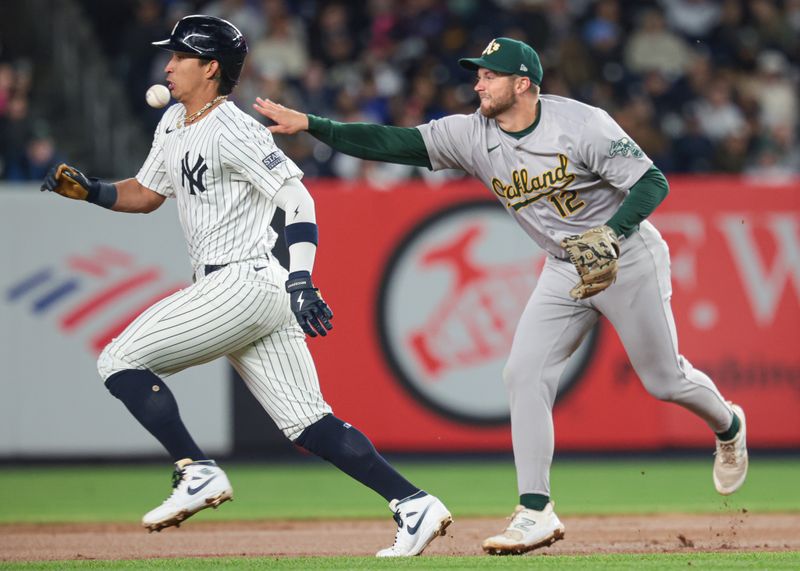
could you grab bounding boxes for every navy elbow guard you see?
[285,222,319,246]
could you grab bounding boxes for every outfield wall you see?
[0,187,231,458]
[1,177,798,457]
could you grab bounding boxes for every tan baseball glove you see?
[40,163,95,200]
[561,225,620,300]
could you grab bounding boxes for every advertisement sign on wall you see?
[0,189,231,457]
[376,199,597,425]
[2,176,798,456]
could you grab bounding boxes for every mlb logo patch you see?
[262,151,286,170]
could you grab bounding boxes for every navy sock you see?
[295,414,419,502]
[105,369,207,462]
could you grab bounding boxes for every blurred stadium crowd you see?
[1,0,798,183]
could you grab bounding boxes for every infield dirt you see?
[2,513,799,561]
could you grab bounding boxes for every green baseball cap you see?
[459,37,543,85]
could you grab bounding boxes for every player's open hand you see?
[285,271,334,337]
[253,97,309,135]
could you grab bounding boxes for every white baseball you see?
[146,84,171,109]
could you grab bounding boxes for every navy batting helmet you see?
[153,15,248,93]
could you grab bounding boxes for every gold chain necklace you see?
[178,95,227,128]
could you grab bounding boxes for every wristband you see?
[286,270,312,291]
[86,180,118,209]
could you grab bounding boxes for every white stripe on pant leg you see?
[228,325,332,440]
[99,268,284,380]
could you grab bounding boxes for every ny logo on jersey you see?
[181,152,208,195]
[608,137,644,159]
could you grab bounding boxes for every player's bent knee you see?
[642,379,683,402]
[502,361,546,392]
[97,344,136,382]
[283,411,330,441]
[502,362,524,389]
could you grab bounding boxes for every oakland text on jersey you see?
[490,154,576,212]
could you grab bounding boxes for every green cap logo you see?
[483,39,501,56]
[459,38,543,86]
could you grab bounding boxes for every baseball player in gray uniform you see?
[254,37,749,555]
[40,15,451,557]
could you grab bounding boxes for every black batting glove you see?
[40,165,60,193]
[285,271,333,337]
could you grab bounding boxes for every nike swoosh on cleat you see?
[406,504,433,535]
[187,475,218,495]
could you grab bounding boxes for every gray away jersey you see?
[136,101,302,269]
[417,94,653,258]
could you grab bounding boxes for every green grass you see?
[0,458,797,524]
[2,459,798,569]
[2,552,800,570]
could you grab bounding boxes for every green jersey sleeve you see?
[307,115,432,169]
[605,166,669,238]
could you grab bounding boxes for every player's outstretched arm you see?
[253,97,309,135]
[253,97,431,168]
[41,163,165,213]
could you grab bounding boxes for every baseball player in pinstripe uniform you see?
[254,37,750,555]
[40,15,451,557]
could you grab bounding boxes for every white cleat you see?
[142,458,233,532]
[482,502,565,555]
[714,403,749,495]
[376,492,452,557]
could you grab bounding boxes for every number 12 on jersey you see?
[548,190,585,218]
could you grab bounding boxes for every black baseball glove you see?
[285,271,333,337]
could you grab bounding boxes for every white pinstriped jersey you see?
[136,100,303,271]
[418,95,653,259]
[98,100,332,439]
